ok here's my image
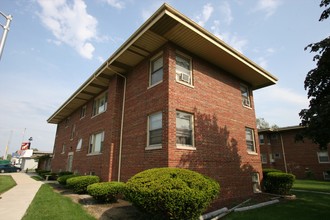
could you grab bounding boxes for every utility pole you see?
[0,11,13,60]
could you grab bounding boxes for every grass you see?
[22,184,96,220]
[223,180,330,220]
[0,175,16,194]
[292,179,330,193]
[30,175,44,181]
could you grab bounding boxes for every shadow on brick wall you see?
[177,108,257,204]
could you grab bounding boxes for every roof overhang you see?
[48,3,278,124]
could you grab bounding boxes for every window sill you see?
[247,151,258,155]
[148,81,163,89]
[176,145,196,150]
[91,110,106,119]
[242,104,252,109]
[175,79,194,88]
[318,161,330,164]
[145,145,162,150]
[87,152,102,156]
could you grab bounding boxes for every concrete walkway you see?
[0,172,43,220]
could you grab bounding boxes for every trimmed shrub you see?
[125,167,220,220]
[262,168,282,177]
[264,172,295,195]
[67,176,100,194]
[58,171,73,176]
[57,174,81,185]
[87,181,126,203]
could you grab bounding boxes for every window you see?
[150,54,163,86]
[70,124,75,140]
[176,53,192,85]
[80,105,87,118]
[252,173,261,193]
[76,138,82,151]
[61,144,65,154]
[259,134,264,145]
[176,111,194,147]
[88,131,104,154]
[317,152,330,163]
[240,84,251,107]
[147,112,162,148]
[323,171,330,180]
[261,153,267,164]
[269,153,275,163]
[92,92,107,116]
[246,128,256,153]
[274,153,281,159]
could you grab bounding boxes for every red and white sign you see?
[21,142,30,150]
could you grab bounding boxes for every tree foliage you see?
[256,118,279,129]
[299,0,330,150]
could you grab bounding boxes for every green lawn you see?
[22,184,96,220]
[224,180,330,220]
[293,179,330,193]
[0,175,16,194]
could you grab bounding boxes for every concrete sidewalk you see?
[0,172,43,220]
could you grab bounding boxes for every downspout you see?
[106,66,126,182]
[279,133,288,173]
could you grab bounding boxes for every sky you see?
[0,0,329,154]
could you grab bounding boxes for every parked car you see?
[0,164,21,173]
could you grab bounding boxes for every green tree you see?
[299,0,330,150]
[256,118,279,130]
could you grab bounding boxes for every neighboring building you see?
[48,4,277,203]
[259,126,330,181]
[17,150,53,171]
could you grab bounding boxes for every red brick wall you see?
[51,42,263,203]
[51,75,124,181]
[260,129,330,180]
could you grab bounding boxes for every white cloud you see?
[254,47,276,69]
[37,0,98,59]
[254,85,309,126]
[211,20,248,53]
[219,1,233,25]
[141,1,164,21]
[195,3,214,26]
[104,0,125,9]
[253,0,282,17]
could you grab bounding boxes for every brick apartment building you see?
[259,126,330,181]
[48,4,277,202]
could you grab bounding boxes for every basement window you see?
[317,152,330,163]
[252,173,261,193]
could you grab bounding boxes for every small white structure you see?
[20,150,38,171]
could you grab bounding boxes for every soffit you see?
[48,4,277,124]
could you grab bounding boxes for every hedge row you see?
[53,168,220,219]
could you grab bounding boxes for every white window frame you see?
[92,92,108,116]
[252,173,261,193]
[70,124,75,140]
[146,112,162,149]
[61,144,65,154]
[261,153,267,164]
[80,105,87,119]
[88,131,104,154]
[76,138,82,151]
[149,53,163,88]
[317,151,330,163]
[176,111,195,149]
[240,84,251,108]
[323,171,330,180]
[246,127,256,154]
[175,52,193,87]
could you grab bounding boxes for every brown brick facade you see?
[259,127,330,181]
[51,43,263,202]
